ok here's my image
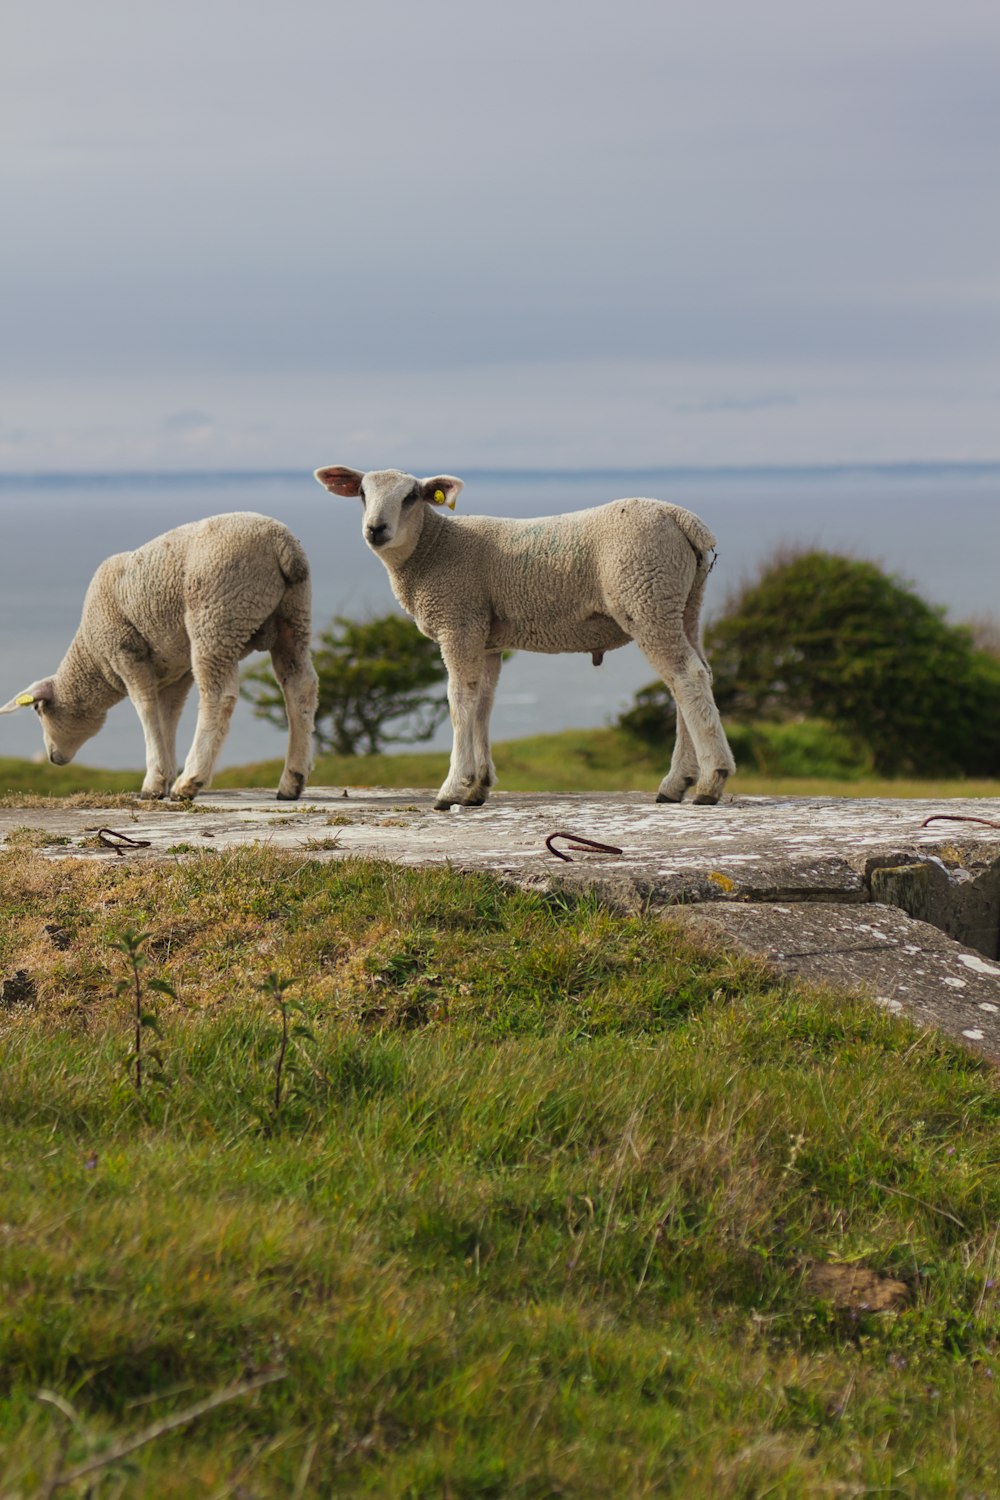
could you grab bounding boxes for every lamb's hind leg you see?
[270,609,319,801]
[172,655,240,799]
[634,631,734,806]
[656,706,700,804]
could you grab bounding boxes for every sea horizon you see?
[2,461,998,772]
[3,459,1000,485]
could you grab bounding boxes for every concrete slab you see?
[3,788,1000,1059]
[672,900,1000,1063]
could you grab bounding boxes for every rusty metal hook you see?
[545,831,624,863]
[95,827,153,855]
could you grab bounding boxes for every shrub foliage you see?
[243,613,449,756]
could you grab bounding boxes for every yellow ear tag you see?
[433,487,457,511]
[15,693,35,707]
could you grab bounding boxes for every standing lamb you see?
[1,512,319,801]
[315,465,735,809]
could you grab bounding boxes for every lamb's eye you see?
[402,487,419,506]
[358,484,366,503]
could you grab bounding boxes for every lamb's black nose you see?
[365,522,389,547]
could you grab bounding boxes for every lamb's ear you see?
[314,465,365,498]
[420,475,464,511]
[0,679,54,714]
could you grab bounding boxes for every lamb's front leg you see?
[155,672,194,790]
[434,641,492,810]
[470,651,502,798]
[117,671,177,799]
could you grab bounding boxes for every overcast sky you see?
[2,0,998,471]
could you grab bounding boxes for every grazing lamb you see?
[1,512,319,801]
[314,465,735,809]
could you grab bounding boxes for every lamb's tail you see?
[664,504,717,568]
[274,526,311,588]
[663,505,717,655]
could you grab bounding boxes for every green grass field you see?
[1,733,998,1494]
[3,725,999,803]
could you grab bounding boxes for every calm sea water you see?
[1,465,997,772]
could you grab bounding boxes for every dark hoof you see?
[277,772,305,801]
[691,769,730,806]
[171,780,203,801]
[656,791,683,804]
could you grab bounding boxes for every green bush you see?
[726,719,871,778]
[619,708,870,779]
[620,550,1000,778]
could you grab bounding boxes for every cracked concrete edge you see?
[489,864,1000,1062]
[3,788,1000,1060]
[669,900,1000,1065]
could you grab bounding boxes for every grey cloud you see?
[163,410,214,431]
[674,395,798,416]
[1,0,998,465]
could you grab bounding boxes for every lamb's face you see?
[37,698,109,765]
[0,679,107,765]
[314,466,464,556]
[358,470,426,553]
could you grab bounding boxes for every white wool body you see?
[316,467,734,809]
